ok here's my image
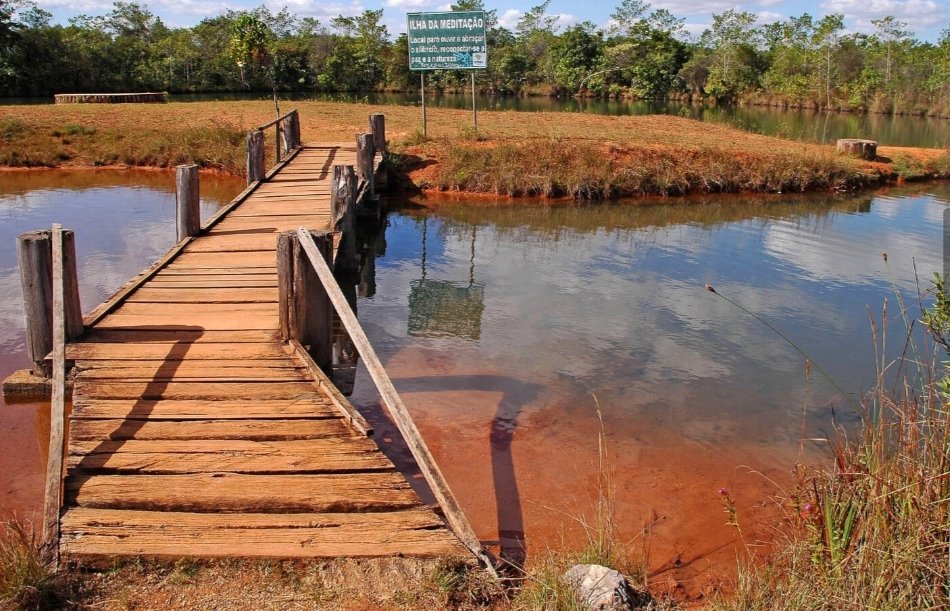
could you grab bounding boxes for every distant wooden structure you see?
[18,111,495,570]
[54,92,169,104]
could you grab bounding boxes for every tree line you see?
[1,0,948,116]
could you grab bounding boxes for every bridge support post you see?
[246,129,265,185]
[277,230,334,373]
[369,114,388,189]
[175,164,200,241]
[17,229,83,377]
[356,132,375,199]
[331,165,359,272]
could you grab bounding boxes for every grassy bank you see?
[0,100,947,199]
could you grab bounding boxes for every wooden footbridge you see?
[12,111,493,571]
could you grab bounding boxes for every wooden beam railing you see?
[247,109,301,185]
[288,227,498,577]
[42,223,68,565]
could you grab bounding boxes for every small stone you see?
[562,564,651,610]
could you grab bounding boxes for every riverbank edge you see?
[2,142,947,204]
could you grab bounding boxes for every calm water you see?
[0,170,244,520]
[349,185,948,581]
[0,171,946,589]
[5,92,949,147]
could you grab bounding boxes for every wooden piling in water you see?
[175,164,200,241]
[247,130,265,185]
[17,229,82,376]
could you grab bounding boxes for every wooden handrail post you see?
[175,164,200,241]
[246,129,265,185]
[42,223,67,565]
[356,132,375,198]
[275,122,282,164]
[277,231,295,341]
[17,229,82,377]
[291,111,301,148]
[369,114,386,156]
[369,113,388,189]
[294,228,498,577]
[330,165,358,272]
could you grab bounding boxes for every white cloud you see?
[383,0,440,8]
[552,13,577,30]
[759,0,784,5]
[821,0,946,31]
[652,0,742,16]
[262,0,365,20]
[756,10,784,24]
[497,8,522,29]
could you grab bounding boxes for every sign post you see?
[407,11,487,133]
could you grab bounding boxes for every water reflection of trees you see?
[400,191,876,241]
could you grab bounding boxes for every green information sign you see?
[407,11,487,71]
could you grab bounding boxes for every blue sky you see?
[33,0,950,42]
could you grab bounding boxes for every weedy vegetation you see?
[0,519,70,611]
[712,268,950,611]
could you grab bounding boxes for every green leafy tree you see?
[551,22,602,92]
[701,10,761,100]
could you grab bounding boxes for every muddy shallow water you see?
[0,171,946,600]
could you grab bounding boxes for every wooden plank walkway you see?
[59,143,466,559]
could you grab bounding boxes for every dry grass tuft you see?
[0,519,67,611]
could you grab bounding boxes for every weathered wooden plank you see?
[67,342,287,361]
[94,310,278,331]
[148,275,277,283]
[68,418,350,441]
[74,380,324,400]
[66,472,419,512]
[75,367,308,382]
[60,508,461,558]
[78,358,294,369]
[71,398,337,420]
[157,265,275,276]
[124,287,278,304]
[183,235,282,253]
[162,251,274,268]
[74,329,280,344]
[66,438,391,474]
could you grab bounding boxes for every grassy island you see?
[1,100,947,200]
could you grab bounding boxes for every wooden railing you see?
[247,109,302,184]
[42,224,68,564]
[278,227,498,577]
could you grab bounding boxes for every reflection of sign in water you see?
[408,218,484,340]
[408,279,485,340]
[407,11,488,71]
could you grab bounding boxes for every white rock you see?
[562,563,644,610]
